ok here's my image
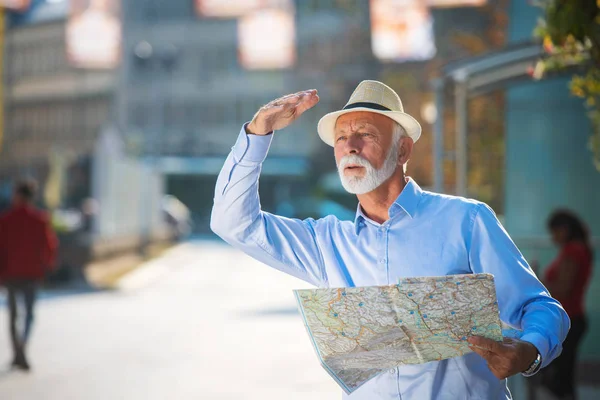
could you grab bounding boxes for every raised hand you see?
[247,89,320,136]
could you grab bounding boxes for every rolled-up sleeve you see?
[468,203,570,368]
[210,125,327,287]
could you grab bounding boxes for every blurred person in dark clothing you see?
[540,209,594,400]
[0,179,58,371]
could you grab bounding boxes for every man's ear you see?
[398,137,414,165]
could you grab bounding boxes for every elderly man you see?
[210,81,569,399]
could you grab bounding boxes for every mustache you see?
[338,154,372,169]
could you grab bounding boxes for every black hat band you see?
[342,102,392,112]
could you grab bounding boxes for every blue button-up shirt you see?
[211,126,570,400]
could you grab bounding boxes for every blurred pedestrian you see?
[210,81,569,399]
[539,209,594,400]
[0,178,58,371]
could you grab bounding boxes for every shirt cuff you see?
[232,123,274,165]
[520,331,550,368]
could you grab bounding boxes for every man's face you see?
[333,112,399,194]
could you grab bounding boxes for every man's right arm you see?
[210,124,327,287]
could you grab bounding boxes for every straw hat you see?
[317,80,422,146]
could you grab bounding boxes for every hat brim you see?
[317,108,422,147]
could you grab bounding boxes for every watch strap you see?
[522,352,542,377]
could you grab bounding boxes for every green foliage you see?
[534,0,600,170]
[51,212,71,234]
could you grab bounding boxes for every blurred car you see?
[162,195,193,240]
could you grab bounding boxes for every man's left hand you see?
[467,336,538,380]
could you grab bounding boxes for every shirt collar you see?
[354,177,423,233]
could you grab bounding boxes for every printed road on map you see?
[294,273,503,394]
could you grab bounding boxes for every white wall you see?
[92,127,165,240]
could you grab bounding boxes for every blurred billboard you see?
[370,0,436,62]
[195,0,292,18]
[238,8,296,70]
[0,0,30,11]
[66,0,121,69]
[427,0,486,7]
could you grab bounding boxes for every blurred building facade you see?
[116,0,378,230]
[430,1,600,394]
[1,0,112,208]
[504,0,600,379]
[0,1,511,232]
[0,1,167,268]
[116,0,505,230]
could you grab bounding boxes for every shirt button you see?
[380,259,387,264]
[389,369,395,374]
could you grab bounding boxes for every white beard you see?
[337,142,400,195]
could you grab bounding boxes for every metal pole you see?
[454,76,468,197]
[432,78,445,193]
[115,0,130,136]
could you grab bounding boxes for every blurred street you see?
[0,240,338,400]
[2,239,600,400]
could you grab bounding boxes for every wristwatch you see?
[521,352,542,377]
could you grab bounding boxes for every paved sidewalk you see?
[0,240,338,400]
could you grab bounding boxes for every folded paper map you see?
[293,273,503,394]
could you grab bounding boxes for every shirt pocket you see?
[394,241,471,279]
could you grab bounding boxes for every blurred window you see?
[11,48,23,80]
[165,100,186,128]
[132,103,149,129]
[63,103,74,138]
[55,103,65,138]
[11,108,25,139]
[129,0,194,22]
[226,47,238,73]
[84,99,98,137]
[335,0,361,13]
[30,106,43,141]
[46,104,57,140]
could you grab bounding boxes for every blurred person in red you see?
[540,209,594,400]
[0,178,58,371]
